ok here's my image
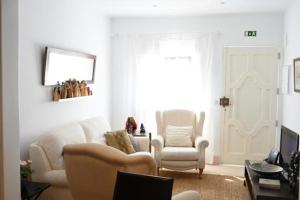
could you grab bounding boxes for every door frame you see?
[0,0,3,198]
[220,46,281,164]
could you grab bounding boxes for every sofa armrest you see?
[29,143,52,181]
[151,135,164,152]
[126,152,157,175]
[195,136,209,152]
[44,170,69,187]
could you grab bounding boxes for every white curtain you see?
[111,32,223,164]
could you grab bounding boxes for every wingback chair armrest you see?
[151,135,164,152]
[195,136,209,152]
[195,136,209,170]
[151,135,164,168]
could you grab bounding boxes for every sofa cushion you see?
[105,130,135,154]
[165,125,193,147]
[161,110,196,138]
[36,124,86,170]
[161,147,198,161]
[80,116,111,144]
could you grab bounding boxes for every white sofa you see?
[29,116,150,200]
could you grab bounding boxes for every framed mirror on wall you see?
[43,47,96,86]
[294,58,300,92]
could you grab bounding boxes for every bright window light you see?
[136,39,203,131]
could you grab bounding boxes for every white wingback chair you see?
[152,110,209,176]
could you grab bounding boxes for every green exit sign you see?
[244,31,257,37]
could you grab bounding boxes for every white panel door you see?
[223,47,278,165]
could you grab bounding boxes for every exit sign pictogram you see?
[244,31,257,37]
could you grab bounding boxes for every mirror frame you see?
[43,47,96,86]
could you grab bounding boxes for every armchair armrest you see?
[195,136,209,151]
[151,135,164,168]
[195,136,209,169]
[151,135,164,152]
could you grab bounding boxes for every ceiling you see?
[97,0,291,17]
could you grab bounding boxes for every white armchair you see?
[152,110,209,177]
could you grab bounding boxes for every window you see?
[136,39,202,131]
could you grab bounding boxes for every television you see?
[280,126,299,169]
[113,171,173,200]
[43,47,96,86]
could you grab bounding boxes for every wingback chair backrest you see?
[156,110,205,140]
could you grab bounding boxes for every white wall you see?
[110,14,284,130]
[2,0,21,199]
[19,0,111,159]
[283,0,300,133]
[111,14,283,46]
[283,1,300,198]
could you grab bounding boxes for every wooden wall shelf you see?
[55,96,92,102]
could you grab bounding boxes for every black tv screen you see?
[280,126,299,168]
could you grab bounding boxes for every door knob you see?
[220,96,230,108]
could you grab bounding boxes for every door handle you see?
[220,96,230,108]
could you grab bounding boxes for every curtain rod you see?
[111,31,222,38]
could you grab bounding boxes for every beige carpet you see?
[160,170,250,200]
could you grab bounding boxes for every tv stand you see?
[244,160,297,200]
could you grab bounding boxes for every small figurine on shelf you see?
[53,79,92,101]
[52,82,61,101]
[140,123,146,134]
[80,81,89,96]
[87,86,92,96]
[60,82,67,99]
[53,87,61,101]
[72,81,81,97]
[125,117,137,134]
[64,82,73,98]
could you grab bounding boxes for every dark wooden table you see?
[21,181,50,200]
[244,160,297,200]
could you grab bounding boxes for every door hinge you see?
[276,88,280,95]
[275,120,279,127]
[277,53,281,60]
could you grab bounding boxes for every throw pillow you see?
[165,125,193,147]
[128,134,141,152]
[105,130,136,154]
